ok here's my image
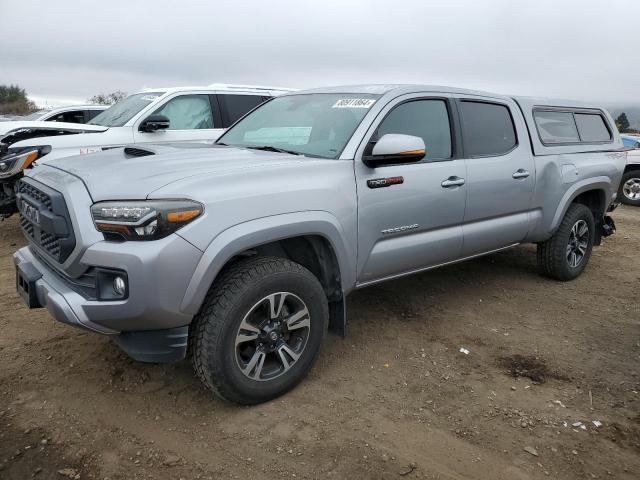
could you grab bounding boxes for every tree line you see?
[0,83,129,117]
[615,113,631,133]
[0,84,38,115]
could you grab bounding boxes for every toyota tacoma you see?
[14,85,625,404]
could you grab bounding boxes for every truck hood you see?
[36,144,309,201]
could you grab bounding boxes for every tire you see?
[618,171,640,206]
[190,256,328,405]
[537,203,595,281]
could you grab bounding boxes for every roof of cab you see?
[292,84,512,100]
[50,104,108,111]
[139,84,294,94]
[292,84,621,157]
[289,84,611,112]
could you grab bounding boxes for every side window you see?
[84,110,103,122]
[533,110,612,145]
[460,101,517,156]
[153,95,214,130]
[375,99,452,160]
[533,111,579,144]
[46,113,65,122]
[219,94,267,127]
[574,113,611,142]
[47,111,85,123]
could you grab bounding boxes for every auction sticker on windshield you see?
[332,98,376,109]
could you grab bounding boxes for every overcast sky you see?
[2,0,638,106]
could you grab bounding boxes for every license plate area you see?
[16,261,43,308]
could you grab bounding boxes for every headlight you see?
[0,146,49,178]
[91,200,203,241]
[0,149,40,177]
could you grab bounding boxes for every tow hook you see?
[602,215,616,237]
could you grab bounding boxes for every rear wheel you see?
[537,203,595,281]
[190,256,328,405]
[618,171,640,206]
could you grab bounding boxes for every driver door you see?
[355,95,467,286]
[133,94,224,145]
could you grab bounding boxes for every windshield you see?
[88,92,165,127]
[25,110,49,120]
[217,93,380,158]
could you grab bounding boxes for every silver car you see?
[14,85,625,404]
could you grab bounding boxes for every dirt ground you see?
[0,207,638,480]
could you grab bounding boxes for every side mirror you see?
[139,114,170,133]
[362,134,425,168]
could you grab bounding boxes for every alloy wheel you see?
[566,219,589,268]
[235,292,311,382]
[622,177,640,201]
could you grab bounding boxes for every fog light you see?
[96,268,128,300]
[113,276,126,296]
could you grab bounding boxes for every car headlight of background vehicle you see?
[0,146,51,178]
[91,200,203,241]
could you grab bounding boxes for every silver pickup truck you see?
[13,85,625,404]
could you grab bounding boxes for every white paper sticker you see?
[332,98,376,109]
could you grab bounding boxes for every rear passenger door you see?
[456,98,535,256]
[217,94,268,127]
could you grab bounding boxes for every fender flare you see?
[549,176,611,234]
[179,211,355,315]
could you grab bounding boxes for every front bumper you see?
[14,246,115,334]
[14,232,203,362]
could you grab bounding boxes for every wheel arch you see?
[180,211,355,334]
[549,178,611,234]
[624,163,640,174]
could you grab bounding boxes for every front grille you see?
[17,181,53,211]
[17,178,75,263]
[41,231,61,258]
[20,215,34,239]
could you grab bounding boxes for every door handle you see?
[512,169,530,179]
[441,176,465,188]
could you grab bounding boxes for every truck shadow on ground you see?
[95,245,543,401]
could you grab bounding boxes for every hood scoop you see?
[124,146,156,158]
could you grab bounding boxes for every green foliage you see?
[0,84,37,115]
[616,112,630,132]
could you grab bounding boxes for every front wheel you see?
[618,171,640,206]
[537,203,595,281]
[190,256,328,405]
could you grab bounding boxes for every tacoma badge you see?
[381,223,419,235]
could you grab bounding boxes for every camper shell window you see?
[533,108,612,146]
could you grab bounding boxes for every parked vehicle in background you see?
[0,84,291,217]
[619,134,640,205]
[0,114,26,122]
[24,105,108,124]
[13,85,624,404]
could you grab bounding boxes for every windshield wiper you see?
[245,145,303,156]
